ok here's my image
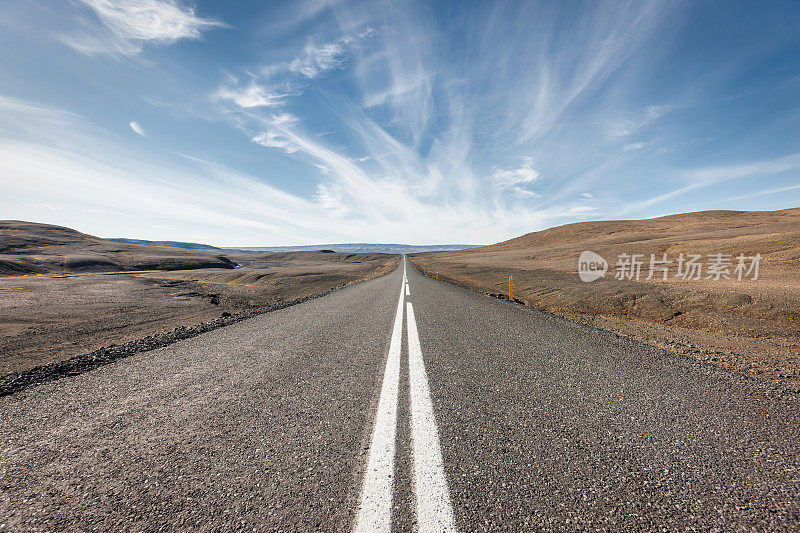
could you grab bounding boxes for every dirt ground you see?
[411,208,800,387]
[0,252,398,375]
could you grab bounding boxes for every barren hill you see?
[0,221,235,276]
[460,208,800,269]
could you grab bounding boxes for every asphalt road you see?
[1,257,799,531]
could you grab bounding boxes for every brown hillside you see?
[0,220,235,275]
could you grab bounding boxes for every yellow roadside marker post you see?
[436,272,438,279]
[509,276,513,301]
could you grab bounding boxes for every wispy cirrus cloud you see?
[726,183,800,201]
[251,131,297,153]
[289,41,348,77]
[288,29,375,78]
[215,82,285,108]
[6,0,798,246]
[210,2,675,243]
[478,2,674,145]
[0,93,374,245]
[604,105,674,139]
[489,159,541,189]
[250,113,300,153]
[217,29,374,111]
[62,0,226,57]
[621,152,800,215]
[623,142,646,151]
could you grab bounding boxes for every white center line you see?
[354,263,406,532]
[406,302,457,532]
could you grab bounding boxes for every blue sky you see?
[1,0,799,246]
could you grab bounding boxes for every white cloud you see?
[689,153,800,182]
[272,113,299,127]
[352,10,435,143]
[605,105,674,139]
[64,0,225,56]
[289,41,348,78]
[216,30,374,113]
[215,83,284,108]
[315,183,346,212]
[489,159,541,188]
[251,131,298,153]
[13,2,800,247]
[507,3,673,144]
[250,114,301,153]
[0,94,359,246]
[623,142,645,151]
[727,183,800,200]
[129,121,146,137]
[0,93,662,246]
[287,29,375,79]
[0,95,76,118]
[568,205,597,214]
[509,186,539,198]
[485,158,541,200]
[199,2,785,244]
[621,152,800,215]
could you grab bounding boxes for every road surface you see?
[1,257,799,531]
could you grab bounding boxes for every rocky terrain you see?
[0,222,398,377]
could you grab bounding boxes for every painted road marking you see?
[406,302,457,532]
[354,270,405,532]
[405,283,410,296]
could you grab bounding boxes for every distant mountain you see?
[107,239,479,255]
[235,243,480,254]
[109,238,224,253]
